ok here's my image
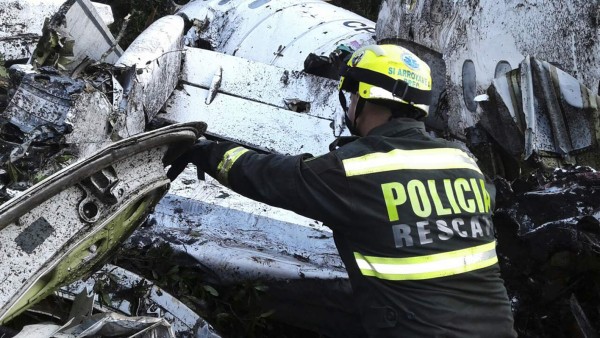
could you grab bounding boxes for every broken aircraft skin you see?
[2,0,600,337]
[376,0,600,140]
[0,121,206,325]
[56,264,220,337]
[0,0,117,63]
[176,0,376,70]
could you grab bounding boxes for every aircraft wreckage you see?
[0,0,599,336]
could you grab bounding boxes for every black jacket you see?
[201,119,516,337]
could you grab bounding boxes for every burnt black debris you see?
[494,166,600,337]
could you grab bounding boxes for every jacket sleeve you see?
[200,141,355,227]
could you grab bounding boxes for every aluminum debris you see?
[177,0,376,70]
[0,122,205,324]
[14,313,175,338]
[470,56,600,179]
[115,14,184,122]
[0,0,116,63]
[60,264,221,337]
[160,47,345,155]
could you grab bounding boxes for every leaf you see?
[188,230,202,237]
[259,309,275,318]
[215,312,230,323]
[0,55,8,78]
[6,162,21,183]
[108,272,120,284]
[167,265,180,275]
[203,285,219,297]
[254,285,269,292]
[32,173,47,184]
[99,290,112,306]
[55,154,75,163]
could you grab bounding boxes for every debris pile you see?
[494,166,600,336]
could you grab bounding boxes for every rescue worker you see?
[167,44,517,337]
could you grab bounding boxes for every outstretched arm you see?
[168,140,354,227]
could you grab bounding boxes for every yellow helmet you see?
[338,44,432,116]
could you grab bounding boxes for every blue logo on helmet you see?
[402,53,420,69]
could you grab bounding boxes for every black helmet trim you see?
[339,64,432,105]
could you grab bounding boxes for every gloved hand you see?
[166,139,214,181]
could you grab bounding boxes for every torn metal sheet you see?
[0,64,146,201]
[177,0,376,70]
[0,0,115,62]
[116,15,184,121]
[137,172,346,283]
[24,0,122,72]
[60,264,221,337]
[376,0,600,139]
[14,313,175,338]
[160,47,346,155]
[477,56,600,174]
[0,122,205,324]
[164,83,336,156]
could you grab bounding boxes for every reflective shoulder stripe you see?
[216,147,250,186]
[342,148,482,177]
[354,241,497,281]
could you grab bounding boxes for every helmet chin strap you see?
[339,91,367,136]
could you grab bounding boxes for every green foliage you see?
[330,0,382,21]
[112,244,317,337]
[0,54,8,79]
[6,162,23,183]
[96,0,178,49]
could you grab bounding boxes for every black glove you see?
[166,139,214,181]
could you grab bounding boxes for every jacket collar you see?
[367,118,427,138]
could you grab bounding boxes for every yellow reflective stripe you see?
[354,241,497,281]
[342,148,482,177]
[216,147,249,186]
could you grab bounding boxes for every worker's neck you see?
[357,102,392,136]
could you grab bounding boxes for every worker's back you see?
[313,119,516,337]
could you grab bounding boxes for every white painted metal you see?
[161,47,349,156]
[116,15,185,121]
[376,0,600,138]
[177,0,376,70]
[58,0,123,66]
[1,0,69,60]
[0,123,203,324]
[163,83,336,155]
[181,47,343,122]
[88,2,114,26]
[0,0,120,62]
[136,169,346,283]
[0,152,167,322]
